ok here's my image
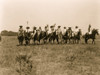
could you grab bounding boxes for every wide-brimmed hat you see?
[19,25,23,27]
[89,24,91,27]
[58,26,61,28]
[33,27,37,30]
[68,27,71,29]
[75,26,78,28]
[45,26,47,28]
[64,27,66,29]
[50,26,54,28]
[39,27,41,29]
[26,26,30,29]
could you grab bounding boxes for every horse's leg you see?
[21,38,23,45]
[69,39,70,44]
[49,38,52,44]
[61,36,62,44]
[53,38,55,44]
[56,36,58,44]
[92,39,95,44]
[28,40,29,45]
[85,38,88,44]
[72,39,74,44]
[85,39,87,44]
[57,38,59,44]
[43,39,45,44]
[74,38,77,44]
[65,39,68,44]
[77,40,79,44]
[39,40,40,45]
[33,39,35,45]
[18,39,21,45]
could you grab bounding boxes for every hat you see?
[50,26,54,28]
[46,24,49,26]
[45,26,47,28]
[89,24,91,27]
[19,25,23,27]
[58,26,61,28]
[64,27,66,29]
[26,26,30,29]
[68,27,71,28]
[68,27,71,29]
[75,26,78,28]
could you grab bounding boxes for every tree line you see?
[1,30,18,36]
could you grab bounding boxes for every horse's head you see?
[92,29,99,35]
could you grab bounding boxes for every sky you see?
[0,0,100,33]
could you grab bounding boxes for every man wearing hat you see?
[18,25,24,36]
[67,27,73,37]
[88,24,92,34]
[45,24,49,32]
[56,26,62,35]
[62,27,67,36]
[50,23,56,33]
[26,26,30,32]
[31,26,37,38]
[56,26,62,40]
[74,26,79,36]
[39,27,42,32]
[50,25,55,33]
[45,24,49,35]
[56,26,62,42]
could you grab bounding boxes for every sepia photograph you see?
[0,0,100,75]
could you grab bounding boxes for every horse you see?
[48,31,58,44]
[24,31,31,45]
[65,30,74,44]
[73,30,82,44]
[84,29,99,44]
[32,30,42,44]
[56,31,63,44]
[49,30,62,44]
[39,31,49,44]
[17,32,24,45]
[62,30,70,43]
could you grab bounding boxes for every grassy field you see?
[0,36,100,75]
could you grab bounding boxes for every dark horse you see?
[62,30,73,44]
[24,32,31,45]
[73,30,82,44]
[49,31,60,44]
[84,29,99,44]
[62,31,69,43]
[32,30,49,44]
[32,30,41,44]
[17,33,24,45]
[39,31,49,43]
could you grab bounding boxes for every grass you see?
[0,36,100,75]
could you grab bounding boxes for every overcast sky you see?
[0,0,100,33]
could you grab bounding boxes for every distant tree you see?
[1,30,18,36]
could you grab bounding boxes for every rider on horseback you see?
[62,27,67,36]
[88,24,92,35]
[67,27,73,38]
[18,25,24,36]
[74,26,79,36]
[56,26,62,43]
[18,25,24,45]
[56,26,62,35]
[45,24,49,35]
[39,27,42,32]
[50,24,56,34]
